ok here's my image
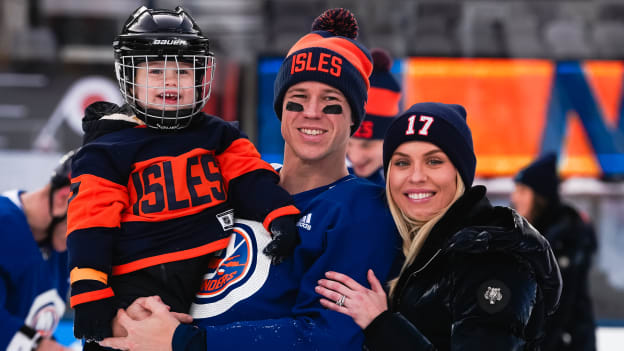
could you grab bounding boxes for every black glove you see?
[263,215,300,265]
[73,296,116,342]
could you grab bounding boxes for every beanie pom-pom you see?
[311,8,358,39]
[371,48,392,72]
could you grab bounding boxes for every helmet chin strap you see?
[43,188,67,248]
[138,107,199,130]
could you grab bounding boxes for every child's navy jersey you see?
[186,175,402,350]
[0,191,68,351]
[67,113,298,310]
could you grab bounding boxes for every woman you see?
[316,102,563,350]
[512,153,597,351]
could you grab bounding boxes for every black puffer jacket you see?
[534,203,597,351]
[363,186,562,351]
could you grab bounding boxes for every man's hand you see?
[100,296,193,351]
[112,296,192,337]
[36,339,71,351]
[263,215,300,265]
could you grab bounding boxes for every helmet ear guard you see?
[112,6,214,130]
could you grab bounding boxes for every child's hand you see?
[264,215,300,265]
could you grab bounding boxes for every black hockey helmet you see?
[113,6,215,130]
[50,148,76,192]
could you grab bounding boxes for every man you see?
[0,150,75,351]
[348,48,401,186]
[100,8,401,351]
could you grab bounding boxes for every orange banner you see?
[404,58,624,178]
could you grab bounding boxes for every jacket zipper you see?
[396,248,442,307]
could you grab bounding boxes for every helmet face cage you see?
[115,53,215,130]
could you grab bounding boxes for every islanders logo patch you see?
[189,219,272,318]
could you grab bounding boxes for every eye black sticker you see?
[322,105,342,114]
[286,101,303,112]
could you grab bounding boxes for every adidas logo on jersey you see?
[296,213,312,231]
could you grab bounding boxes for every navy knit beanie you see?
[514,152,560,202]
[352,48,401,140]
[382,102,476,188]
[273,8,373,135]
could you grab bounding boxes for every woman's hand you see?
[99,296,193,351]
[315,269,388,329]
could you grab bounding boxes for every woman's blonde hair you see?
[386,164,466,297]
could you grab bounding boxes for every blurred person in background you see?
[0,149,76,351]
[512,152,597,351]
[316,102,563,350]
[347,48,401,187]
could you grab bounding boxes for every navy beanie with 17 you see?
[382,102,477,188]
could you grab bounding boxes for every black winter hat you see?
[382,102,476,188]
[514,152,560,202]
[352,48,401,140]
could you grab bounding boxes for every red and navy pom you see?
[371,48,392,72]
[311,8,359,39]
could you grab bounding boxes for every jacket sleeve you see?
[215,132,299,231]
[0,275,40,351]
[66,147,128,308]
[363,311,435,351]
[173,196,401,351]
[448,252,539,350]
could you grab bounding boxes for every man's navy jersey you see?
[0,191,68,351]
[185,175,402,350]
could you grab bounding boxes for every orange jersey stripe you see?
[262,205,301,231]
[70,287,114,307]
[111,237,230,276]
[67,174,129,234]
[366,87,401,116]
[70,267,108,285]
[216,139,277,185]
[288,33,372,87]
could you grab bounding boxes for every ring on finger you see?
[336,294,346,307]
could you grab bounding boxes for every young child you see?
[66,6,300,344]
